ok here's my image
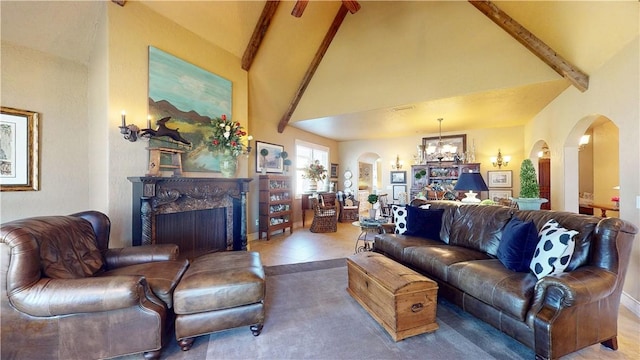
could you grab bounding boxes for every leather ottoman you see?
[173,251,265,351]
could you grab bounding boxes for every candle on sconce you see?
[247,135,253,148]
[121,110,126,127]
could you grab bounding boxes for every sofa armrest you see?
[531,266,617,310]
[9,275,152,317]
[104,244,179,269]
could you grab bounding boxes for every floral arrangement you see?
[208,114,250,157]
[302,160,327,182]
[611,196,620,202]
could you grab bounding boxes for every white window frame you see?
[295,139,330,197]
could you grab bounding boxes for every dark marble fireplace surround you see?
[129,177,252,258]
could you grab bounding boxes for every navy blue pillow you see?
[497,216,539,272]
[403,207,444,241]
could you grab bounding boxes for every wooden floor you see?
[248,221,640,360]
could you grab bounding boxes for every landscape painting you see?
[148,46,232,172]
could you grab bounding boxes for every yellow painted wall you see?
[104,2,249,246]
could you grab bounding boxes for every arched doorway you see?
[565,115,619,216]
[357,152,381,214]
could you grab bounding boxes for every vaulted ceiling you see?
[1,1,637,141]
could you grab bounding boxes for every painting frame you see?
[256,141,284,173]
[422,134,466,162]
[487,170,512,188]
[489,189,513,202]
[148,46,233,174]
[390,170,406,184]
[392,184,407,201]
[330,163,339,179]
[1,106,39,191]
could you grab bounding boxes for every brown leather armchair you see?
[0,211,189,360]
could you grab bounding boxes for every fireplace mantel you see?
[128,177,252,255]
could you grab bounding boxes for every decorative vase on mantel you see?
[216,151,238,178]
[512,197,548,210]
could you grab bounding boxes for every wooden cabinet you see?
[410,162,481,199]
[259,175,293,240]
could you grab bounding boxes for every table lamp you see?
[453,172,488,203]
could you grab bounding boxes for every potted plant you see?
[367,194,379,219]
[513,159,548,210]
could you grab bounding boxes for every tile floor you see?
[248,220,640,360]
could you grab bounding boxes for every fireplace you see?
[128,177,252,257]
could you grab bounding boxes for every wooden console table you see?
[128,177,252,257]
[587,204,619,218]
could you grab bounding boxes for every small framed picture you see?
[489,189,513,202]
[256,141,284,173]
[390,171,406,184]
[487,170,512,188]
[392,184,407,200]
[330,163,338,179]
[1,107,40,191]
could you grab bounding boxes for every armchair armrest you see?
[530,266,617,311]
[104,244,179,269]
[10,275,152,317]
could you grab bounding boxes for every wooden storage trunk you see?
[347,252,438,341]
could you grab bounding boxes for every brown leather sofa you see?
[375,200,638,359]
[0,211,189,360]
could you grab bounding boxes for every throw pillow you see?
[529,219,578,279]
[403,207,444,241]
[496,216,539,272]
[392,205,408,234]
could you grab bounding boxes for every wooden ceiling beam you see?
[342,0,361,14]
[111,0,126,6]
[242,1,281,71]
[277,4,351,133]
[469,0,589,92]
[291,1,308,18]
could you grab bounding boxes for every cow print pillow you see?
[392,205,408,234]
[529,219,578,279]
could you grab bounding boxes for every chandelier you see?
[425,118,456,162]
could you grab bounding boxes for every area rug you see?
[155,258,533,360]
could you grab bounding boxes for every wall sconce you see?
[490,149,510,169]
[579,134,590,150]
[119,111,144,142]
[538,145,550,158]
[391,154,403,170]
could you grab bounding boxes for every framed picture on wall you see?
[330,163,338,179]
[489,189,512,202]
[487,170,512,188]
[392,185,407,200]
[390,171,406,184]
[1,107,40,191]
[256,141,284,173]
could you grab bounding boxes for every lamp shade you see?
[454,172,488,192]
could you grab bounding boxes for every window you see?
[295,140,329,196]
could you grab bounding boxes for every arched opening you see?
[533,140,551,210]
[357,152,381,214]
[565,115,619,216]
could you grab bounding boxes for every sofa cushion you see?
[530,219,577,279]
[36,217,105,279]
[373,233,441,262]
[404,207,444,241]
[101,259,189,308]
[391,205,408,234]
[421,201,460,244]
[448,259,537,321]
[449,204,513,256]
[497,216,539,272]
[403,244,490,282]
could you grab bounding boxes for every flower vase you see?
[613,201,619,209]
[217,153,237,178]
[307,180,317,192]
